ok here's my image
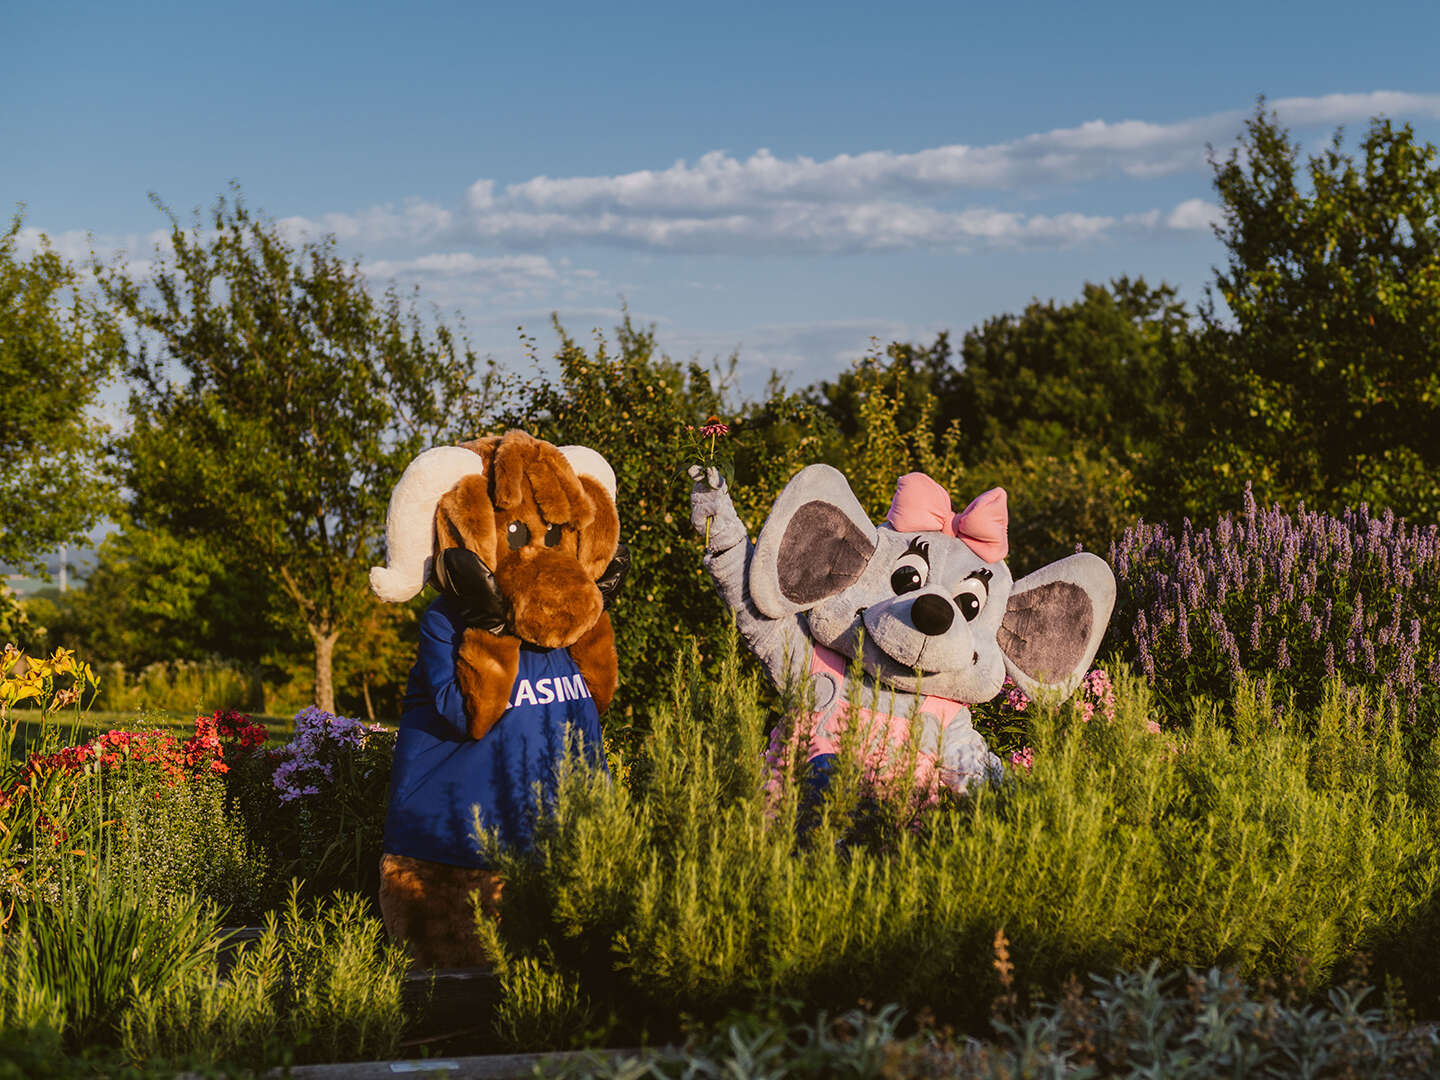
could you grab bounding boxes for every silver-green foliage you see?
[574,969,1439,1079]
[480,627,1440,1048]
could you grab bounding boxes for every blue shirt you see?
[382,597,607,868]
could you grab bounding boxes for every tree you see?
[0,212,122,570]
[34,516,294,670]
[1199,105,1440,520]
[98,191,481,711]
[953,276,1198,516]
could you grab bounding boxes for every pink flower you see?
[1009,746,1034,771]
[700,416,730,438]
[1002,678,1030,712]
[1144,719,1162,735]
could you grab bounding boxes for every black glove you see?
[596,543,630,609]
[435,548,509,634]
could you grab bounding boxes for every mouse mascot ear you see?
[998,553,1116,700]
[370,446,488,603]
[749,463,877,619]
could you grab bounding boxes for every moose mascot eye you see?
[544,523,563,547]
[506,520,529,549]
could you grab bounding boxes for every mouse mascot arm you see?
[688,464,815,694]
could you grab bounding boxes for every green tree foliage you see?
[97,191,479,711]
[953,276,1196,522]
[1200,105,1440,521]
[809,332,1144,572]
[32,517,290,670]
[496,316,829,746]
[0,213,121,571]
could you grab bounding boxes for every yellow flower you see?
[49,648,76,676]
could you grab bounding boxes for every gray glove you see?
[688,464,747,553]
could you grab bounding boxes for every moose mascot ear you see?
[998,552,1116,699]
[750,464,877,619]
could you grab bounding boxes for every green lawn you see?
[9,708,299,755]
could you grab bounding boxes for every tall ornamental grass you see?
[1110,486,1440,726]
[478,627,1440,1050]
[90,658,267,714]
[0,878,410,1070]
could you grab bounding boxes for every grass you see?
[9,709,300,757]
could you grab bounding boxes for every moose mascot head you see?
[371,430,626,968]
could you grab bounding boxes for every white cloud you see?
[492,91,1440,217]
[22,91,1438,285]
[257,90,1440,259]
[1166,198,1224,231]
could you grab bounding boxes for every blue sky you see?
[7,0,1440,396]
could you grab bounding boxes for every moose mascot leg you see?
[369,431,628,968]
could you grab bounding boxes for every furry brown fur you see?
[379,429,621,968]
[378,854,502,969]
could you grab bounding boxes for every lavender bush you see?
[1109,485,1440,727]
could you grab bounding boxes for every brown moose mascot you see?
[368,431,627,967]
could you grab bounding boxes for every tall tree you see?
[98,191,481,711]
[954,276,1197,508]
[0,212,121,570]
[1199,105,1440,520]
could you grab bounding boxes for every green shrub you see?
[0,865,221,1051]
[223,707,394,903]
[90,658,266,715]
[109,768,270,921]
[478,630,1440,1049]
[121,885,411,1069]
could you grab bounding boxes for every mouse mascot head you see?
[370,430,628,969]
[692,463,1115,794]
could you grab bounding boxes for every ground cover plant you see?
[473,624,1440,1052]
[575,965,1440,1078]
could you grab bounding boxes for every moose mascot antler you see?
[371,431,627,968]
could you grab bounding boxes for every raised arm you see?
[689,465,812,691]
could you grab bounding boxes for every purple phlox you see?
[271,706,376,802]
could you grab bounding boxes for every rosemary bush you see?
[479,629,1440,1049]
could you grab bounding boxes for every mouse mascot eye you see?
[367,431,629,970]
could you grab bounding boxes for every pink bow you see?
[885,473,1009,563]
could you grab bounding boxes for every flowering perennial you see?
[1110,485,1440,722]
[270,706,384,803]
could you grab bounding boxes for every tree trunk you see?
[361,671,375,724]
[311,627,340,713]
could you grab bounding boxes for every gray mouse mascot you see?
[690,464,1116,793]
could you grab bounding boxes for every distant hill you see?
[1,545,99,597]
